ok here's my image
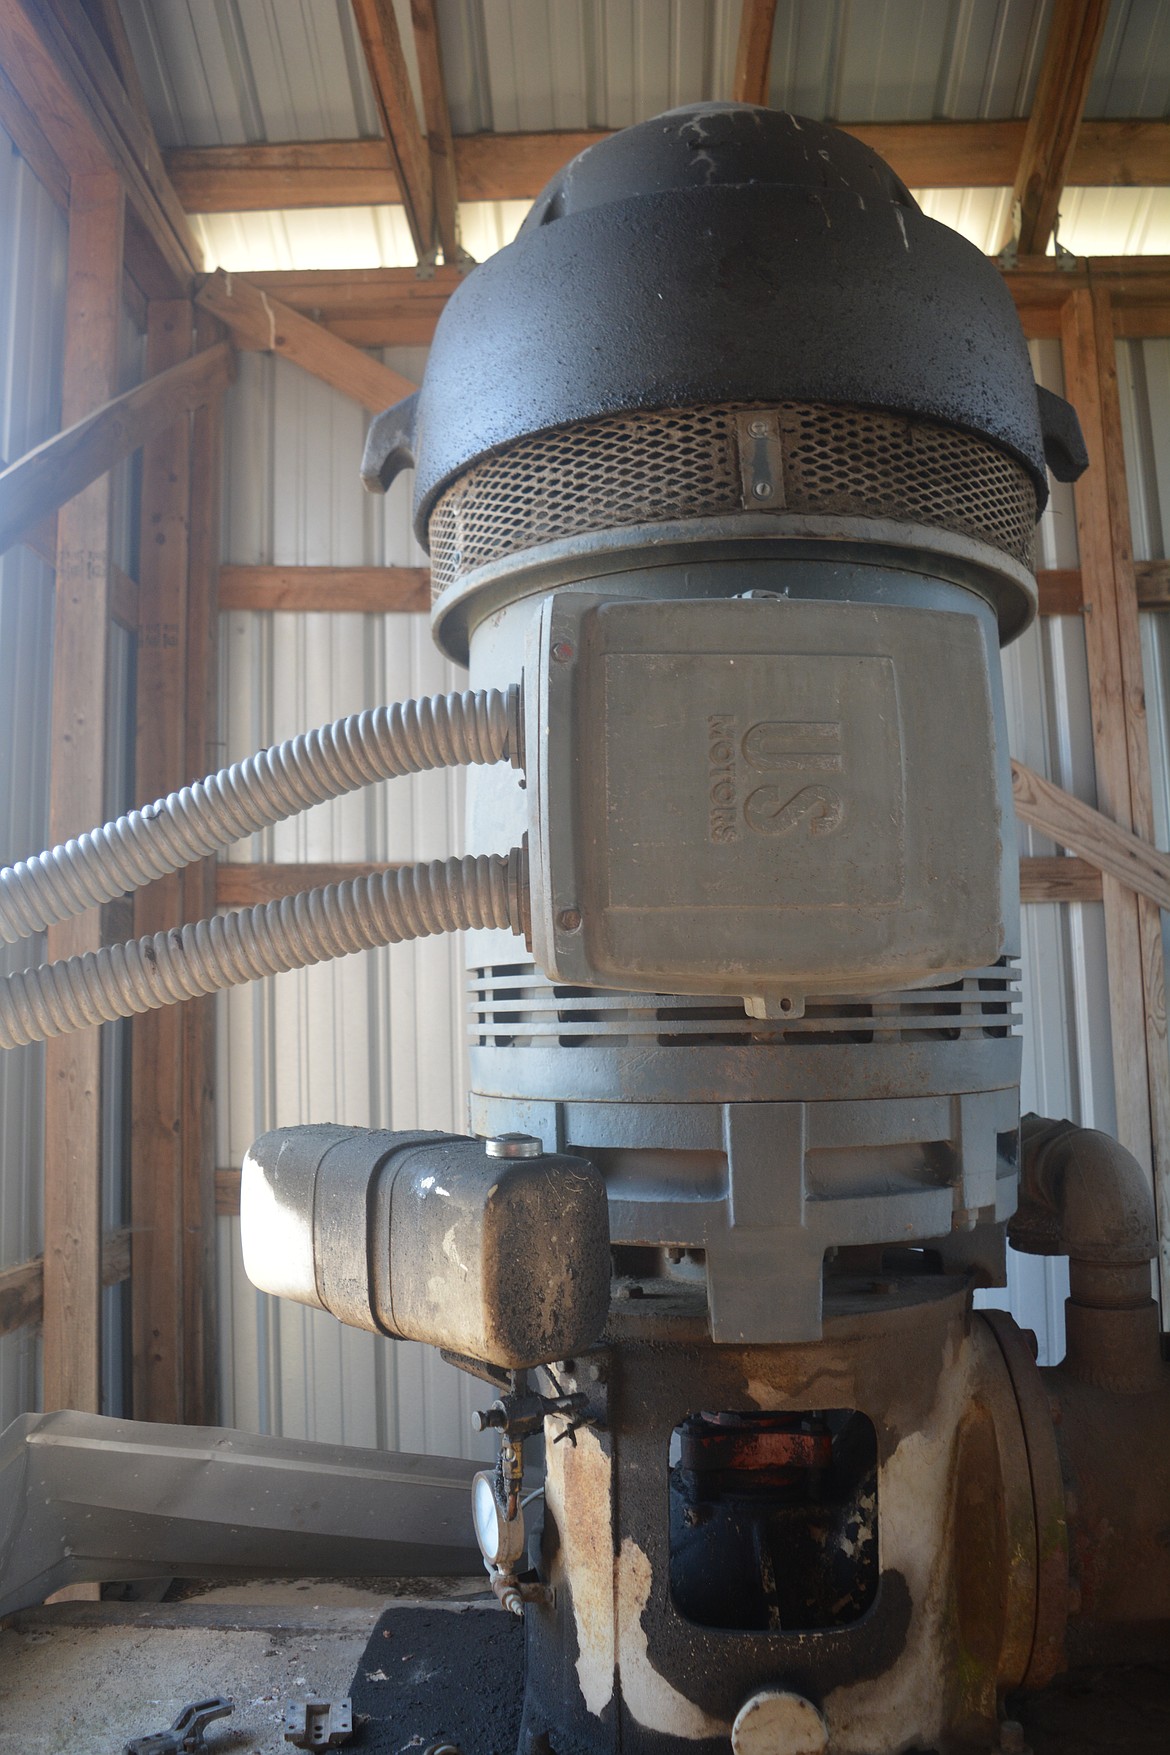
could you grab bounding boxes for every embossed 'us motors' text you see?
[707,714,845,843]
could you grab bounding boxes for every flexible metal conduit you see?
[0,851,528,1050]
[0,686,522,946]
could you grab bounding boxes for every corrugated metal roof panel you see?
[769,0,1050,121]
[117,0,386,146]
[118,0,1169,267]
[118,0,1116,144]
[1087,0,1170,116]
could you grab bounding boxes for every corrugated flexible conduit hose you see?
[0,850,529,1050]
[0,686,522,946]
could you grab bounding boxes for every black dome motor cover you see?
[362,103,1086,536]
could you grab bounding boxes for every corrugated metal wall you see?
[975,338,1118,1362]
[0,127,66,1428]
[214,350,495,1460]
[0,125,142,1427]
[1120,334,1170,1030]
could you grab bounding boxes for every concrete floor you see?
[2,1580,1167,1754]
[0,1578,489,1755]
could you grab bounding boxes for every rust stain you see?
[544,1424,616,1717]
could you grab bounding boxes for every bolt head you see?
[752,480,773,499]
[557,907,583,932]
[748,418,769,437]
[551,640,574,662]
[485,1132,543,1159]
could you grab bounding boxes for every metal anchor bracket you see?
[283,1697,354,1748]
[124,1698,233,1755]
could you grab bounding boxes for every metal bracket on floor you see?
[125,1696,233,1755]
[284,1698,354,1748]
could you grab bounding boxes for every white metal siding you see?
[214,350,495,1460]
[973,338,1114,1362]
[0,128,65,1425]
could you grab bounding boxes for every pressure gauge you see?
[471,1470,526,1571]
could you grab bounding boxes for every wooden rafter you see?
[410,0,461,262]
[178,256,1170,354]
[216,862,403,910]
[132,299,195,1428]
[164,116,1170,216]
[733,0,779,105]
[1061,284,1170,1311]
[80,0,156,142]
[0,341,234,561]
[0,1230,131,1340]
[42,169,124,1424]
[214,559,1170,620]
[0,0,201,286]
[181,304,226,1427]
[1012,761,1170,913]
[195,270,414,409]
[0,58,69,206]
[1006,0,1112,256]
[351,0,434,259]
[220,564,429,613]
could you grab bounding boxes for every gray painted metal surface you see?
[0,1408,481,1619]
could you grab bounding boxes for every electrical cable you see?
[0,686,522,947]
[0,849,528,1050]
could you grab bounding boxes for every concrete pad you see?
[0,1579,484,1755]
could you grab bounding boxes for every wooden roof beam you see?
[0,340,234,561]
[351,0,435,261]
[410,0,462,263]
[162,119,1170,216]
[733,0,779,105]
[196,268,415,408]
[1005,0,1112,257]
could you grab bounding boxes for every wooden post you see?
[1061,285,1170,1310]
[130,298,193,1422]
[179,305,224,1423]
[42,167,124,1417]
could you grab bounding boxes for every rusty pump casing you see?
[240,105,1170,1754]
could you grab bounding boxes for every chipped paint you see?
[544,1424,615,1718]
[617,1538,728,1741]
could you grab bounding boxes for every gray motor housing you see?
[525,590,1016,1011]
[241,1125,611,1369]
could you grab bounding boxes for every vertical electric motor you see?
[361,100,1086,1348]
[246,102,1107,1755]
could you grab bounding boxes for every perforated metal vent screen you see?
[427,401,1037,597]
